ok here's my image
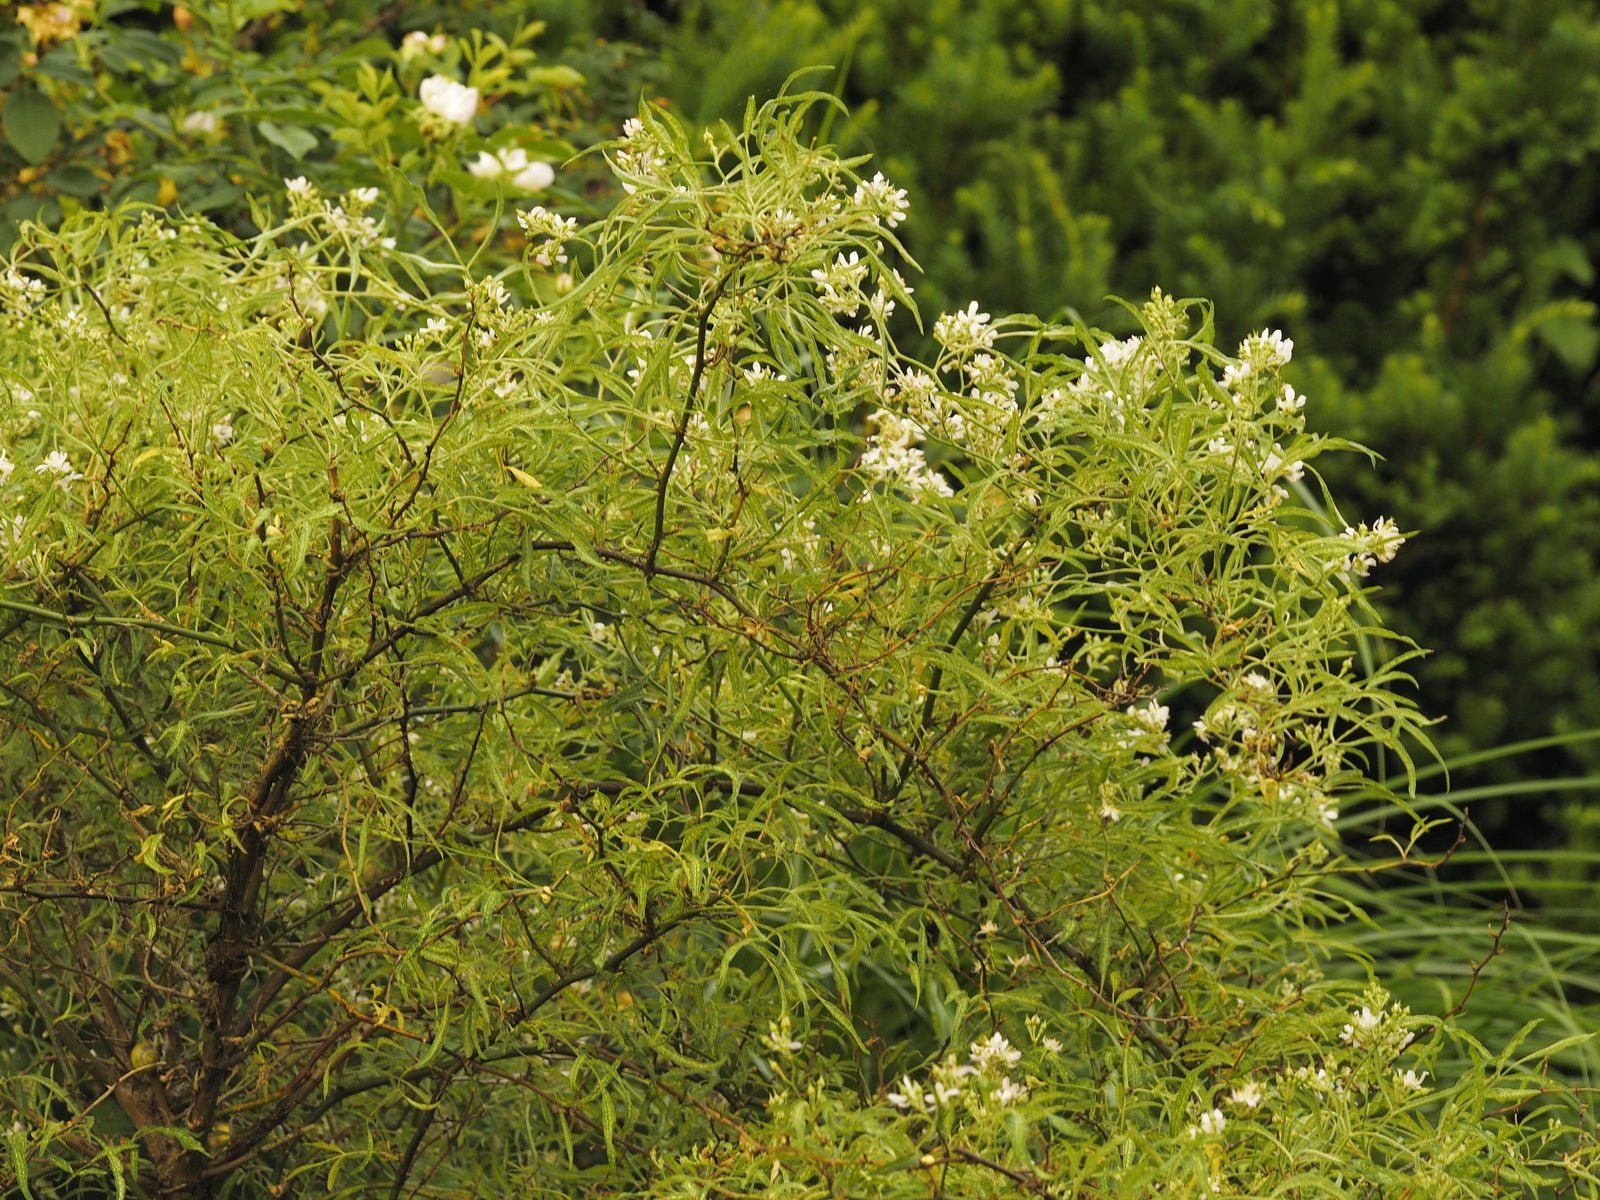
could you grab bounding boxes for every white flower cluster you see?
[866,268,911,323]
[858,409,953,501]
[1,268,46,315]
[1194,673,1349,834]
[1224,328,1294,391]
[810,250,870,316]
[886,1033,1030,1113]
[1260,441,1306,497]
[1329,516,1406,577]
[1338,994,1415,1055]
[517,205,578,269]
[1125,698,1171,740]
[419,75,478,127]
[852,171,909,228]
[959,353,1021,457]
[2,446,82,493]
[325,187,395,249]
[933,302,995,356]
[615,116,668,190]
[279,178,395,250]
[470,147,555,193]
[1039,334,1161,429]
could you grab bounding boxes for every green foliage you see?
[573,0,1600,827]
[1,90,1595,1198]
[0,0,644,255]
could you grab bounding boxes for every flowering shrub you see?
[571,0,1600,850]
[0,92,1594,1197]
[0,2,621,256]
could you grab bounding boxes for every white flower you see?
[589,621,611,645]
[852,171,910,227]
[1241,328,1294,370]
[1127,699,1170,734]
[858,409,952,500]
[933,301,996,355]
[1340,1005,1383,1046]
[1396,1068,1428,1092]
[1189,1107,1226,1138]
[993,1076,1028,1106]
[614,115,668,186]
[1040,1036,1064,1055]
[180,110,219,136]
[1261,443,1304,483]
[470,147,555,192]
[969,1032,1022,1071]
[0,448,13,485]
[886,1074,922,1111]
[1369,516,1405,562]
[742,361,788,386]
[1278,383,1306,413]
[210,416,235,448]
[35,450,82,489]
[1228,1081,1263,1109]
[284,175,314,198]
[810,251,869,316]
[517,205,578,267]
[1099,801,1121,822]
[418,75,479,127]
[1330,516,1407,577]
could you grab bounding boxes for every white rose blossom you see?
[418,75,479,127]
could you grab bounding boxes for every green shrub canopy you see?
[2,91,1593,1197]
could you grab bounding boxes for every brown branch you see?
[644,265,737,578]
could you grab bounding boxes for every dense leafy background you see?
[4,1,1600,1194]
[553,0,1600,853]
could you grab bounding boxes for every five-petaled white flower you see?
[35,450,82,489]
